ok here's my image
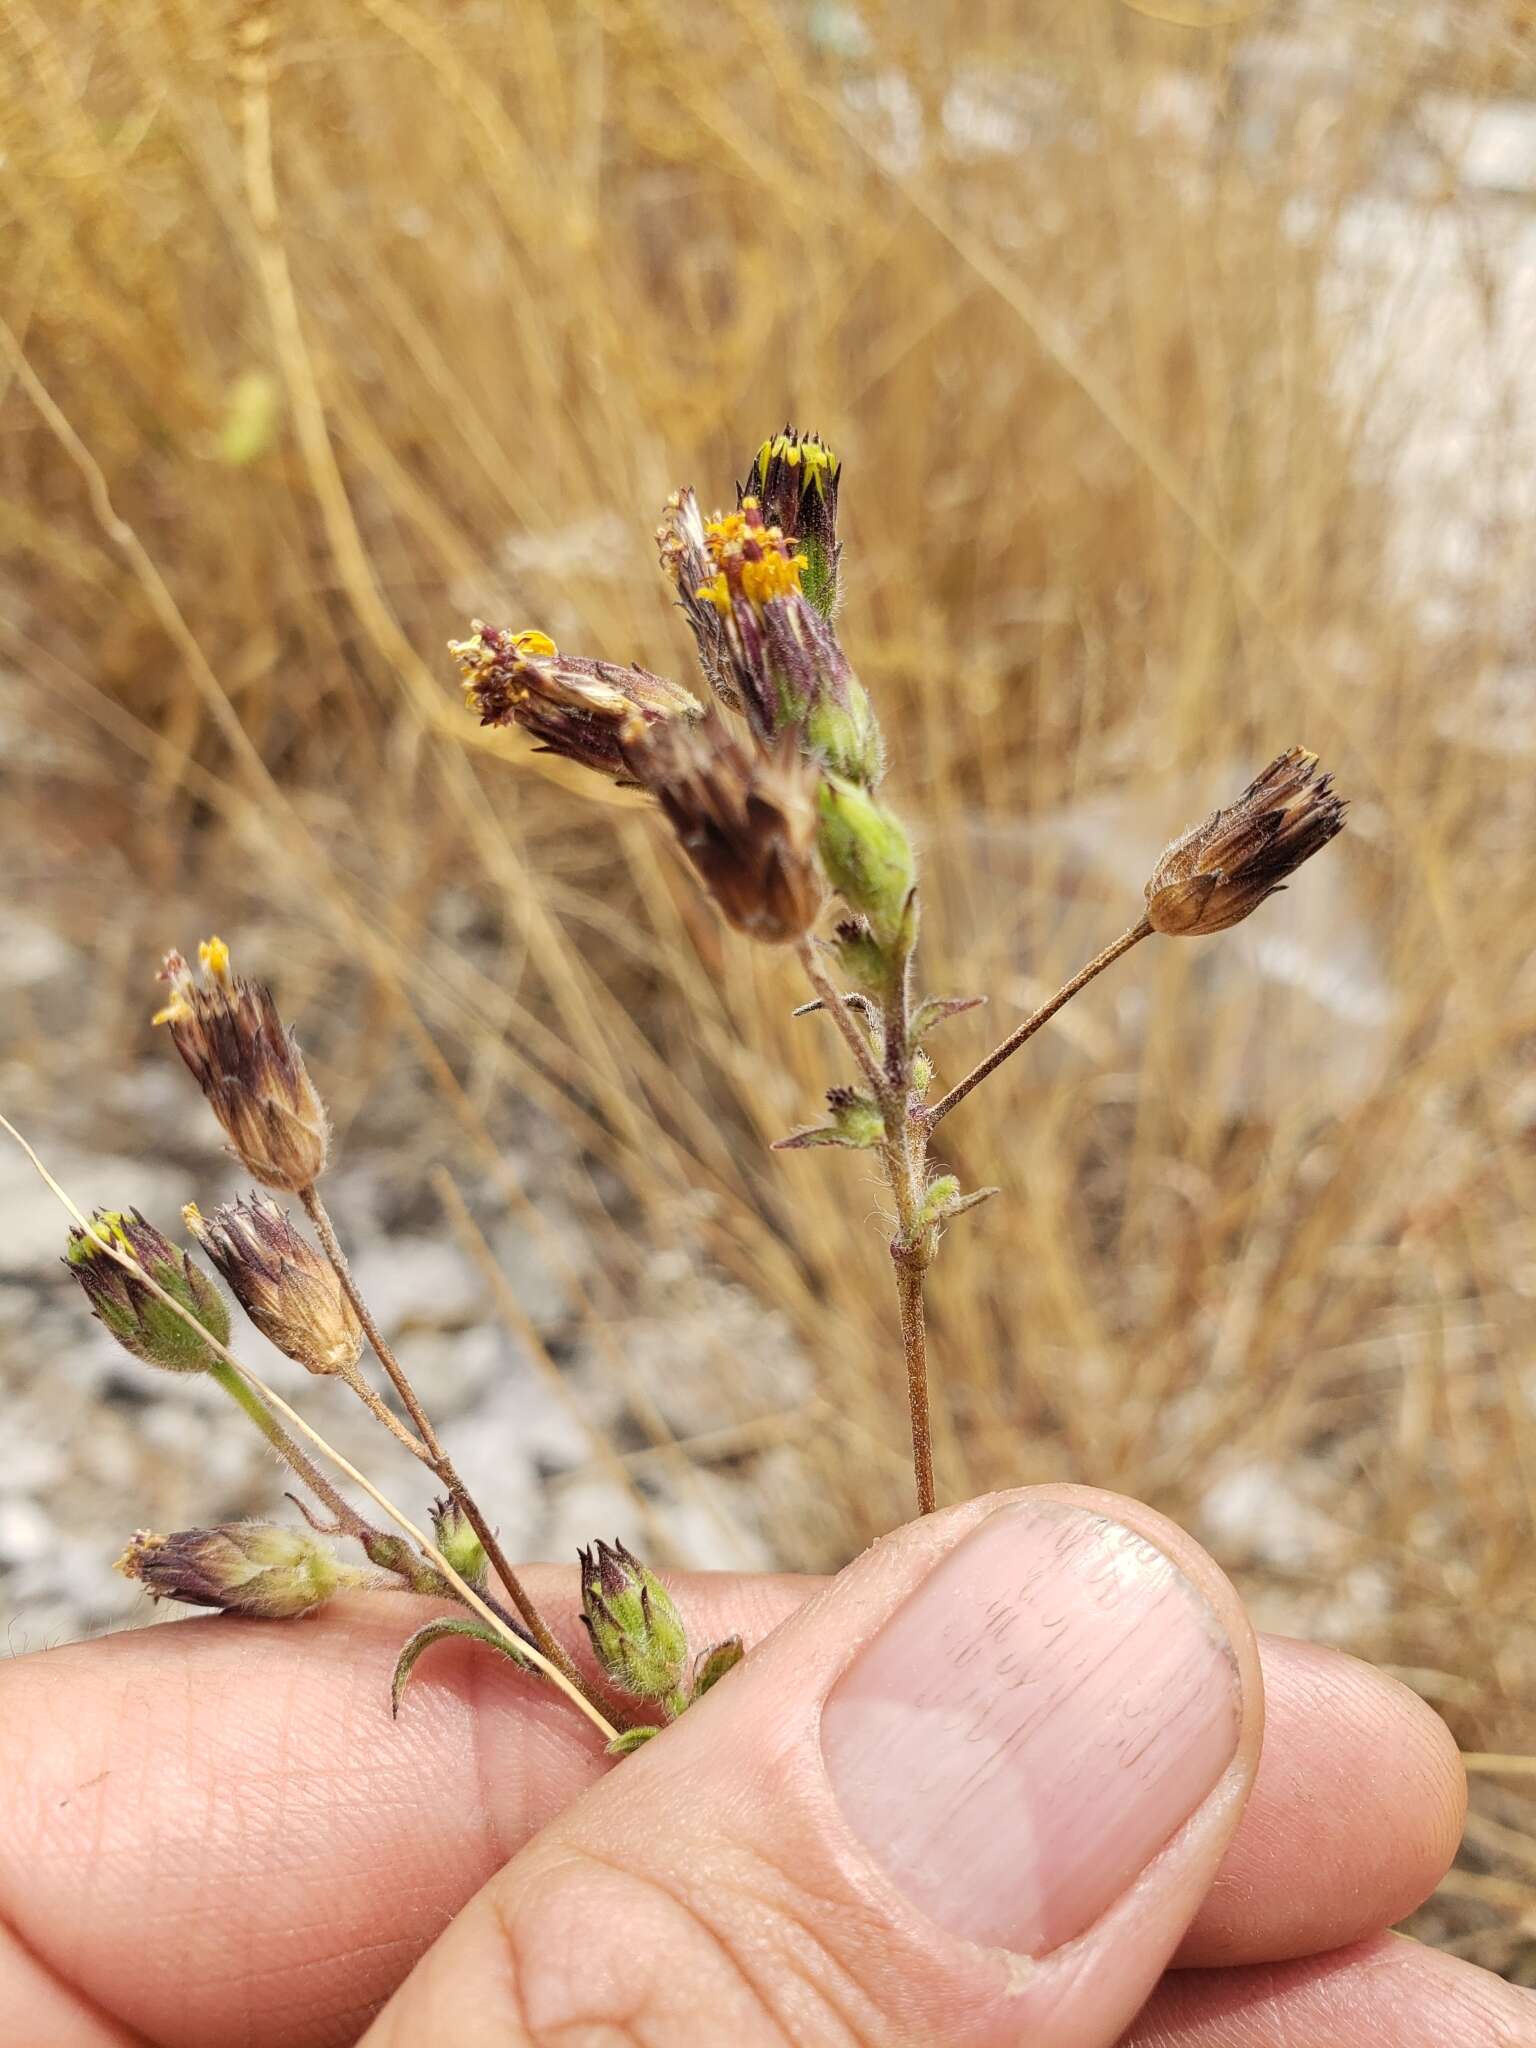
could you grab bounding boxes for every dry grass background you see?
[3,0,1535,1978]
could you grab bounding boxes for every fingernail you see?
[820,1501,1242,1954]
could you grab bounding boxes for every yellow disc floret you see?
[694,501,808,617]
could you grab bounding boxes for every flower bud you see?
[66,1210,230,1374]
[155,939,329,1192]
[430,1496,488,1590]
[184,1195,362,1379]
[623,716,824,944]
[579,1539,689,1707]
[1145,748,1347,937]
[815,775,916,951]
[741,426,841,618]
[773,1081,886,1152]
[116,1522,362,1618]
[451,622,701,779]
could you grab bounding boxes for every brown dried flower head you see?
[116,1522,363,1619]
[450,622,700,779]
[1145,748,1347,938]
[623,715,825,944]
[185,1194,362,1379]
[156,939,329,1191]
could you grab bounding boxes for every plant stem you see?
[892,1251,935,1516]
[2,1112,617,1743]
[209,1360,374,1542]
[795,939,887,1100]
[300,1185,590,1701]
[339,1365,432,1462]
[923,918,1152,1128]
[798,937,939,1515]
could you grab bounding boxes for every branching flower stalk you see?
[456,428,1347,1519]
[29,429,1348,1765]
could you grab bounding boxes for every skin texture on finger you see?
[0,1917,147,2047]
[362,1487,1266,2048]
[1185,1636,1466,1966]
[0,1554,1468,2048]
[1123,1933,1536,2046]
[0,1571,805,2048]
[0,1545,1468,2048]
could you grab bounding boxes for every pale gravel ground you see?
[0,919,809,1649]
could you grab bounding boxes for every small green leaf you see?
[606,1724,663,1756]
[691,1636,744,1700]
[390,1616,535,1718]
[911,993,987,1038]
[917,1179,1001,1231]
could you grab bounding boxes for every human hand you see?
[2,1486,1528,2046]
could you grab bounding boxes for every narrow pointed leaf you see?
[912,994,987,1038]
[772,1124,873,1151]
[606,1724,663,1756]
[390,1616,535,1719]
[691,1635,744,1700]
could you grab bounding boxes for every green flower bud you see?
[116,1522,362,1618]
[816,776,916,951]
[772,1083,886,1153]
[830,916,894,993]
[66,1210,230,1374]
[430,1497,488,1590]
[579,1539,689,1708]
[804,678,884,786]
[742,428,842,619]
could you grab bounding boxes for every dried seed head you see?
[578,1539,689,1706]
[155,939,329,1192]
[623,715,825,944]
[65,1210,230,1374]
[656,487,734,704]
[184,1195,362,1379]
[116,1522,361,1618]
[741,426,841,618]
[451,621,700,779]
[1145,748,1347,938]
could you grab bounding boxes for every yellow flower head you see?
[694,499,808,617]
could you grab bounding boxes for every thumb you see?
[363,1486,1263,2048]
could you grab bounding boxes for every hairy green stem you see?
[210,1360,374,1542]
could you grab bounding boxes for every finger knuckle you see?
[494,1842,875,2048]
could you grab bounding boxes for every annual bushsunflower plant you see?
[42,426,1344,1755]
[453,426,1347,1517]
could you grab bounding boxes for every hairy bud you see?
[1146,748,1347,937]
[155,939,329,1192]
[579,1539,689,1709]
[741,426,841,618]
[66,1210,230,1374]
[430,1496,488,1590]
[451,622,700,779]
[185,1195,361,1379]
[116,1522,363,1618]
[815,775,916,951]
[624,716,824,944]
